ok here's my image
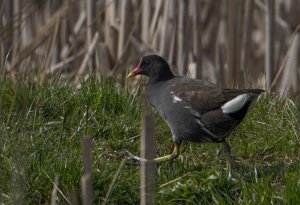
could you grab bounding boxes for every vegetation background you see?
[0,0,300,204]
[1,0,300,93]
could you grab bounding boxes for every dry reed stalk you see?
[45,171,71,204]
[109,6,142,76]
[21,2,32,48]
[190,0,202,79]
[265,0,275,91]
[59,17,68,59]
[42,18,60,80]
[1,0,300,96]
[74,12,86,36]
[86,0,92,47]
[177,1,189,75]
[241,0,254,74]
[50,50,84,73]
[9,0,69,72]
[50,175,59,205]
[140,99,156,205]
[75,32,99,86]
[141,0,150,43]
[271,25,300,91]
[201,2,220,58]
[81,136,92,205]
[86,0,92,71]
[159,0,171,57]
[217,40,227,86]
[278,33,299,96]
[151,19,161,51]
[96,42,112,76]
[12,0,20,63]
[277,26,300,96]
[118,0,132,59]
[149,0,163,43]
[60,10,86,61]
[104,0,117,62]
[227,0,244,86]
[202,2,222,83]
[255,0,290,33]
[159,172,191,188]
[102,158,126,205]
[167,28,176,63]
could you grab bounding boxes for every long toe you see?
[123,149,143,165]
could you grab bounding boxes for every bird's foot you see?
[123,149,143,165]
[123,149,142,161]
[123,145,181,165]
[124,144,181,165]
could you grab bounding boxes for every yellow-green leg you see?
[126,144,180,163]
[154,144,180,163]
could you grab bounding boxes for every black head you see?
[128,55,175,83]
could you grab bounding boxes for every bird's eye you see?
[144,60,149,65]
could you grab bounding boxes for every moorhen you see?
[128,55,264,174]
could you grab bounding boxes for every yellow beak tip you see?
[127,73,135,78]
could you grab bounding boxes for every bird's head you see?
[128,55,175,83]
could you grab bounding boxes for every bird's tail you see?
[221,91,263,120]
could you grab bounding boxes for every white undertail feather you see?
[221,94,252,114]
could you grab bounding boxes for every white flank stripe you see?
[196,119,204,127]
[196,119,218,139]
[172,95,182,103]
[190,109,201,118]
[221,94,249,114]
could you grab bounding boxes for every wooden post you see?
[81,136,92,205]
[140,100,156,205]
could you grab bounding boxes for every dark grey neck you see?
[148,71,175,84]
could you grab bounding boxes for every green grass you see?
[0,77,299,204]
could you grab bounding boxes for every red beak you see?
[127,58,142,78]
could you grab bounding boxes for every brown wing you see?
[170,78,226,114]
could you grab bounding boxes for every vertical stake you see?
[140,98,156,205]
[81,136,92,205]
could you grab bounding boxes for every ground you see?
[0,77,299,204]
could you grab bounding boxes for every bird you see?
[127,55,264,175]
